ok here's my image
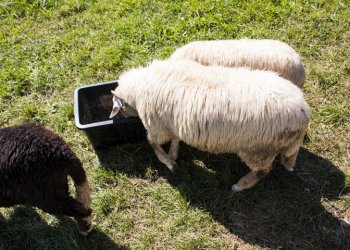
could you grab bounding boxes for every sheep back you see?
[170,39,306,87]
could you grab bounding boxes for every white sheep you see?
[110,60,310,191]
[170,39,306,87]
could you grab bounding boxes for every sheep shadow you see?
[96,143,350,249]
[0,206,128,250]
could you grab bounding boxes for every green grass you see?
[1,0,350,249]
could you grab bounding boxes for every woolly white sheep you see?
[170,39,306,87]
[0,123,92,235]
[110,60,310,191]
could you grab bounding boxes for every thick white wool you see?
[114,60,310,157]
[170,39,306,87]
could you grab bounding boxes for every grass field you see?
[1,0,350,249]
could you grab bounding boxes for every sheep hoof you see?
[166,161,178,172]
[79,227,92,236]
[231,184,243,192]
[285,166,295,172]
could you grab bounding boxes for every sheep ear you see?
[109,98,123,119]
[111,90,118,96]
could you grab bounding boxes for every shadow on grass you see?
[0,206,128,250]
[96,143,350,249]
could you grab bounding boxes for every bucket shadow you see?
[0,206,128,250]
[96,143,350,249]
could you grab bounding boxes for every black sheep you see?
[0,123,92,235]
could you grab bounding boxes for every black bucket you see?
[73,80,147,149]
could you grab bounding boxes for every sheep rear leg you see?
[150,143,177,172]
[168,139,180,161]
[281,129,305,172]
[232,151,275,192]
[231,169,270,192]
[281,151,299,172]
[281,144,301,172]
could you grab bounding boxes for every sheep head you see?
[109,90,138,119]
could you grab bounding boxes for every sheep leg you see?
[150,143,177,172]
[231,169,270,192]
[232,151,275,192]
[281,151,299,172]
[281,145,300,172]
[168,139,180,161]
[281,129,305,172]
